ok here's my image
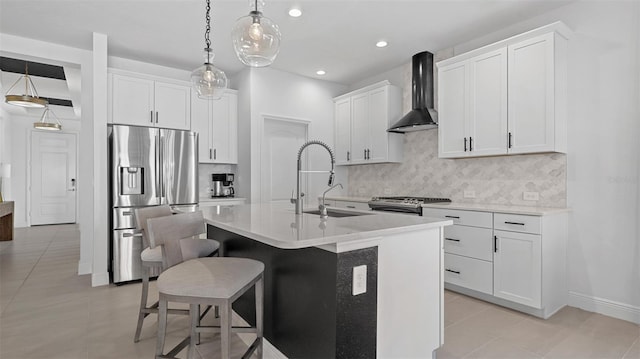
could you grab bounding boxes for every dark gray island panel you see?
[208,225,378,359]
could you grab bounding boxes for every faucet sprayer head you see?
[328,171,335,186]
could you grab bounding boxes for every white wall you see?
[232,67,348,204]
[0,33,97,279]
[432,1,640,322]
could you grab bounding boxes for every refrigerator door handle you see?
[155,134,162,202]
[159,135,165,204]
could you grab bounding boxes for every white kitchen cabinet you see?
[423,207,494,295]
[109,71,191,130]
[494,229,542,308]
[508,33,567,154]
[438,49,508,158]
[191,90,238,164]
[333,81,403,165]
[422,205,567,319]
[436,22,570,159]
[334,98,351,163]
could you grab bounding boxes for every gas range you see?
[368,196,451,215]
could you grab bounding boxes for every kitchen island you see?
[201,203,452,359]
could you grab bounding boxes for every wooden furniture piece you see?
[147,211,264,359]
[0,201,14,241]
[132,205,219,343]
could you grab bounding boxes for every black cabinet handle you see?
[508,132,512,148]
[505,221,525,226]
[445,269,461,275]
[464,137,467,152]
[346,205,356,209]
[469,137,473,151]
[364,149,367,159]
[213,148,217,160]
[150,111,154,123]
[445,215,460,219]
[445,238,460,242]
[155,111,159,123]
[347,151,350,161]
[209,149,212,159]
[494,235,498,252]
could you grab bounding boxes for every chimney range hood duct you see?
[388,51,438,133]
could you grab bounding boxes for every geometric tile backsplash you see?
[348,130,567,207]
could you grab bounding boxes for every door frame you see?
[258,114,311,203]
[28,129,80,226]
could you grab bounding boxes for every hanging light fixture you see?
[33,106,62,131]
[232,0,281,67]
[4,63,48,108]
[191,0,228,99]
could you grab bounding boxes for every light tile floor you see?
[1,224,639,358]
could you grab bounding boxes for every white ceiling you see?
[0,0,573,86]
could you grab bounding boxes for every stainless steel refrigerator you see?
[108,124,198,283]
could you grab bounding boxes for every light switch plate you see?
[352,265,367,296]
[523,191,539,201]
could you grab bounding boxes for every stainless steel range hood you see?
[388,51,438,133]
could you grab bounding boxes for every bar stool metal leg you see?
[256,277,264,357]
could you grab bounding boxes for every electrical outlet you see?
[463,190,476,198]
[352,265,367,296]
[357,187,366,195]
[523,191,539,201]
[384,188,392,195]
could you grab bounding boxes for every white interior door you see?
[261,118,308,203]
[31,131,77,225]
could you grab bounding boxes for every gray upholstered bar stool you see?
[133,205,220,343]
[147,211,264,359]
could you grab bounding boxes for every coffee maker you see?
[211,173,235,197]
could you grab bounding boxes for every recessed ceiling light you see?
[316,70,326,76]
[288,8,302,17]
[376,40,388,48]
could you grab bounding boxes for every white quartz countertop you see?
[201,203,451,249]
[199,197,247,203]
[422,202,570,216]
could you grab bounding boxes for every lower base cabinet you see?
[423,207,567,319]
[494,229,542,308]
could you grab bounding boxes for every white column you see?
[91,32,109,286]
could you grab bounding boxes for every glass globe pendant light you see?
[191,0,227,99]
[232,0,281,67]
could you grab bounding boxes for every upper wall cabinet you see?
[191,90,238,164]
[108,71,191,130]
[437,22,570,159]
[333,81,403,165]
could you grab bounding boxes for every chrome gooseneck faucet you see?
[293,140,336,214]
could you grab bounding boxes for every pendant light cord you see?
[204,0,211,63]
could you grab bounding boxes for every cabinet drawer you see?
[422,208,492,228]
[444,225,493,261]
[331,200,369,211]
[444,253,493,295]
[494,213,541,234]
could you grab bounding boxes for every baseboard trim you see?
[91,272,110,287]
[568,291,640,325]
[77,261,92,275]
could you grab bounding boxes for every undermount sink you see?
[304,209,373,218]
